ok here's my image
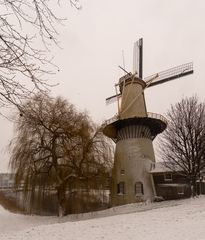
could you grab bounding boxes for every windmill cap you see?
[119,75,146,93]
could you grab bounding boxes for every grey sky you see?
[0,0,204,172]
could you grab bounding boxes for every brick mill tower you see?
[103,38,194,206]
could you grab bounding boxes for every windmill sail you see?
[138,38,143,79]
[133,38,143,78]
[133,41,138,76]
[106,93,121,105]
[145,62,193,88]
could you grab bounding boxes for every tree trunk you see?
[190,178,197,198]
[57,184,66,217]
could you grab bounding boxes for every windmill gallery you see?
[102,38,194,206]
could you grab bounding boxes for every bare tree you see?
[0,0,81,109]
[9,93,113,216]
[160,96,205,197]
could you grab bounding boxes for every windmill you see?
[103,38,194,206]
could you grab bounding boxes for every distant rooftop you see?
[150,162,182,173]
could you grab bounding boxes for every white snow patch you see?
[1,197,205,240]
[0,205,57,235]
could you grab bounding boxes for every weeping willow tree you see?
[9,93,113,216]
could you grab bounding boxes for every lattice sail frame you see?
[145,62,193,88]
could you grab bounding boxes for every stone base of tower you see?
[110,138,156,206]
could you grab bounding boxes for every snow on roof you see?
[150,162,182,173]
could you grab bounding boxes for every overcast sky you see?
[0,0,204,172]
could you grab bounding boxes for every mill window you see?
[135,182,143,196]
[120,170,125,175]
[117,182,125,194]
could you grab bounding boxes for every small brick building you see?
[150,162,205,200]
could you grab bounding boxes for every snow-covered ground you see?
[1,197,205,240]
